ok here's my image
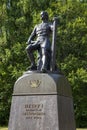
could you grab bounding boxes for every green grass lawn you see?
[0,127,8,130]
[77,129,87,130]
[0,127,87,130]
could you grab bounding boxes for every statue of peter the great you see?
[26,11,53,72]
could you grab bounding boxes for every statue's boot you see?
[27,52,37,70]
[27,64,37,70]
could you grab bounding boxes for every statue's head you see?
[40,11,49,21]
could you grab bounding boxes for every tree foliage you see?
[0,0,87,127]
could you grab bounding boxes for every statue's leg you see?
[26,43,40,70]
[37,48,42,70]
[41,47,51,72]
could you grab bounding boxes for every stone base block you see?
[8,73,76,130]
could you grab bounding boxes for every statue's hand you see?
[26,42,28,45]
[26,40,31,45]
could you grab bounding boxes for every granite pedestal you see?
[8,72,76,130]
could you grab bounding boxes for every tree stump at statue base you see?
[8,72,76,130]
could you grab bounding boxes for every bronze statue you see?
[26,11,57,72]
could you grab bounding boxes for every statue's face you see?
[40,11,48,21]
[41,12,46,20]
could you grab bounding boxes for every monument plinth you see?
[8,72,76,130]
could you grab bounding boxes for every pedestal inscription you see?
[23,103,45,119]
